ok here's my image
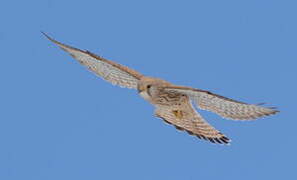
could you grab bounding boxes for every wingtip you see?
[204,137,231,145]
[266,107,280,116]
[41,32,85,54]
[254,102,280,113]
[194,132,231,145]
[41,31,57,43]
[40,31,46,36]
[41,31,49,38]
[269,106,280,113]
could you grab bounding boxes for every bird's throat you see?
[139,91,151,101]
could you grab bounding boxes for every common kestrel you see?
[43,32,279,145]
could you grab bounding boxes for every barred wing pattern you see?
[43,32,143,89]
[155,103,230,144]
[164,86,279,120]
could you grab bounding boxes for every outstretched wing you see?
[155,102,230,145]
[163,86,279,120]
[42,32,143,89]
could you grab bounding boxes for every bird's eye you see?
[147,85,151,89]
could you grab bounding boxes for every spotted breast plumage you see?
[43,32,279,145]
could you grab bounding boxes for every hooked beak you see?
[138,86,145,93]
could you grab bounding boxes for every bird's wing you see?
[163,86,279,120]
[42,32,143,89]
[155,101,230,144]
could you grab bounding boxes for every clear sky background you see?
[1,0,296,179]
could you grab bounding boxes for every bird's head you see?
[137,77,170,94]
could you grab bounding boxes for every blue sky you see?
[1,0,296,179]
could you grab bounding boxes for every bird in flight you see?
[43,32,279,145]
